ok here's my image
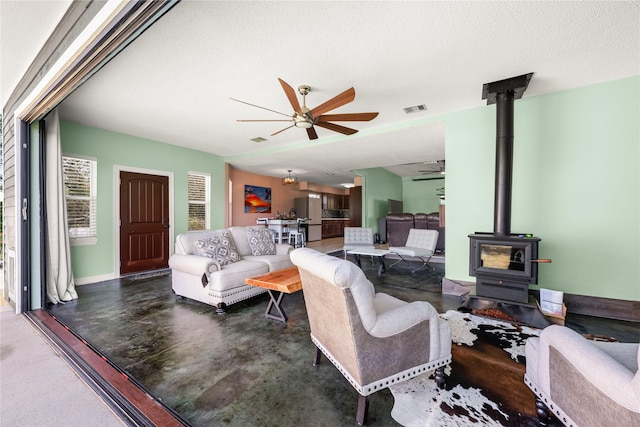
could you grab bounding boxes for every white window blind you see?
[62,155,97,244]
[188,172,210,230]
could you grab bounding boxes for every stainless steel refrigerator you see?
[294,196,322,241]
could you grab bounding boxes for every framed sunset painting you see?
[244,185,272,213]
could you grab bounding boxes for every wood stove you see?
[469,233,540,303]
[468,73,551,305]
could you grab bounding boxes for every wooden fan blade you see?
[306,127,318,140]
[315,121,358,135]
[278,78,302,114]
[271,124,295,136]
[309,87,356,117]
[230,97,292,118]
[317,112,379,122]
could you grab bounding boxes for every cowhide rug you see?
[389,310,541,427]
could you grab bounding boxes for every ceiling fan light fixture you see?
[294,120,313,129]
[293,114,313,129]
[281,170,299,185]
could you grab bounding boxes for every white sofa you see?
[169,226,293,313]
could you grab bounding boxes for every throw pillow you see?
[194,231,240,265]
[246,227,277,256]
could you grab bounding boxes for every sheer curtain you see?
[45,109,78,303]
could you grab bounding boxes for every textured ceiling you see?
[49,1,640,187]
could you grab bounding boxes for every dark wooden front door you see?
[120,172,170,275]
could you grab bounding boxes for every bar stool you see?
[288,222,306,248]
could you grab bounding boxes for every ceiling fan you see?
[230,78,379,140]
[418,160,446,175]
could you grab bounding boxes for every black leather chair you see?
[385,213,415,247]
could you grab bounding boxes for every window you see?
[62,155,97,245]
[188,172,210,230]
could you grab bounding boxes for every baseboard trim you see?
[558,293,639,322]
[75,273,117,286]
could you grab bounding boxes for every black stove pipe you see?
[482,73,533,236]
[494,91,515,236]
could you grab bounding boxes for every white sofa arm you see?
[169,254,221,276]
[275,243,293,255]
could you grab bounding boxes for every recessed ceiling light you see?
[403,104,427,114]
[250,137,267,143]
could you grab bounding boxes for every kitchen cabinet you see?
[322,193,349,210]
[339,194,349,209]
[321,220,346,238]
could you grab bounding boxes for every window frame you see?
[187,171,210,231]
[62,153,98,246]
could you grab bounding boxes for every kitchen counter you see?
[322,218,350,221]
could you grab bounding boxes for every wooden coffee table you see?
[244,266,301,323]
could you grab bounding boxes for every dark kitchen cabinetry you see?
[322,220,346,238]
[322,193,349,210]
[340,194,349,209]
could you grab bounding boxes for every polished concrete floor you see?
[47,247,639,426]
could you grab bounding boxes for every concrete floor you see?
[43,253,640,426]
[0,304,125,426]
[47,256,458,426]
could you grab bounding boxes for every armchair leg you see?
[411,256,434,273]
[389,255,407,269]
[435,366,446,388]
[534,397,550,423]
[313,346,322,366]
[356,394,369,426]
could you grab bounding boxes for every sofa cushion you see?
[245,227,277,256]
[243,254,293,271]
[194,231,240,265]
[208,260,269,292]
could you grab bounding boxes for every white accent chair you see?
[290,248,452,425]
[388,228,439,273]
[342,227,375,259]
[524,324,640,426]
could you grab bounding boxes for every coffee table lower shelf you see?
[244,266,302,323]
[347,249,391,277]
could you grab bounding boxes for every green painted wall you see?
[60,120,226,280]
[445,76,639,301]
[402,176,444,214]
[354,167,402,230]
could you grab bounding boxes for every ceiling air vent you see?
[403,104,427,114]
[250,137,267,143]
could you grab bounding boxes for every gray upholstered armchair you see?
[290,248,452,425]
[525,324,640,426]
